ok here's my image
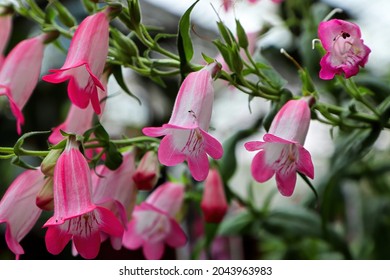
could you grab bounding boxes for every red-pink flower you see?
[122,182,187,260]
[0,34,45,134]
[0,169,45,259]
[142,63,223,181]
[0,14,12,69]
[132,151,160,191]
[201,168,228,223]
[244,99,314,196]
[44,138,123,259]
[318,19,371,80]
[42,11,109,115]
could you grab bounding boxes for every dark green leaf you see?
[105,142,123,170]
[218,210,254,236]
[235,19,248,49]
[111,64,141,104]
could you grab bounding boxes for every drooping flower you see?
[142,63,223,181]
[0,14,12,69]
[132,151,160,191]
[244,99,314,196]
[122,182,187,260]
[0,169,45,259]
[201,168,228,223]
[42,11,110,115]
[318,19,371,80]
[48,73,108,144]
[0,34,46,134]
[44,138,123,259]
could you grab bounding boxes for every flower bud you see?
[201,168,228,223]
[36,177,54,211]
[40,148,62,176]
[132,151,160,191]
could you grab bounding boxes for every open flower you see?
[42,11,109,114]
[142,63,223,181]
[244,99,314,196]
[0,14,12,69]
[0,169,45,259]
[122,182,186,260]
[0,34,45,134]
[44,138,123,259]
[318,19,371,80]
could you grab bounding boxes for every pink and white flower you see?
[44,138,123,259]
[0,14,12,69]
[318,19,371,80]
[122,182,186,260]
[0,169,45,259]
[244,99,314,196]
[0,34,45,134]
[42,11,109,115]
[142,63,223,181]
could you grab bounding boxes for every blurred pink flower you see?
[132,151,160,191]
[0,14,12,69]
[42,11,109,114]
[318,19,371,80]
[122,182,186,259]
[245,99,314,196]
[143,63,223,181]
[0,34,45,134]
[201,168,228,223]
[0,169,45,259]
[44,138,123,259]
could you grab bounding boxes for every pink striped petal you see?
[251,150,275,183]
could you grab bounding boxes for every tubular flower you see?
[244,99,314,196]
[0,169,45,259]
[318,19,371,80]
[42,11,109,114]
[0,14,12,69]
[142,63,223,181]
[132,151,160,191]
[122,182,187,260]
[201,168,228,223]
[0,34,45,134]
[44,138,123,259]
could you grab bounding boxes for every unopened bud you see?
[132,151,160,191]
[36,177,54,211]
[40,148,62,176]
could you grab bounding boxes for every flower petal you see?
[122,219,143,250]
[158,134,186,166]
[73,230,101,259]
[251,149,275,182]
[165,219,187,248]
[45,224,72,255]
[275,169,297,197]
[297,146,314,179]
[187,150,210,181]
[201,129,223,159]
[244,141,265,151]
[95,207,124,238]
[143,242,165,260]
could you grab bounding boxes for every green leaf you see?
[11,156,37,170]
[218,210,254,236]
[111,65,141,104]
[93,123,110,143]
[177,0,199,77]
[235,19,248,49]
[52,1,77,28]
[217,21,234,47]
[105,142,123,170]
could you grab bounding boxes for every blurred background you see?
[1,0,390,260]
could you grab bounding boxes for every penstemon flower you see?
[0,34,46,134]
[318,19,371,80]
[42,11,109,115]
[44,138,123,259]
[142,63,223,181]
[244,99,314,196]
[132,151,160,191]
[122,182,187,260]
[0,169,45,259]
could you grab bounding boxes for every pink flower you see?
[44,138,123,259]
[0,169,45,258]
[48,73,108,144]
[0,14,12,69]
[122,182,187,260]
[42,11,109,115]
[201,168,228,223]
[318,19,371,80]
[142,63,223,181]
[132,151,160,191]
[244,99,314,196]
[0,34,45,134]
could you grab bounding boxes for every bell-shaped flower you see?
[132,151,160,191]
[44,138,123,259]
[201,168,228,223]
[42,11,109,115]
[0,34,45,134]
[48,73,108,144]
[318,19,371,80]
[0,14,12,69]
[142,63,223,181]
[122,182,187,260]
[0,169,45,259]
[244,99,314,196]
